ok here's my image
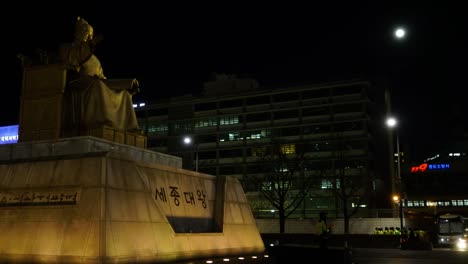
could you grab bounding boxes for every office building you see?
[403,141,468,217]
[135,76,390,218]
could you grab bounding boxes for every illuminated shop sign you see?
[410,163,450,173]
[0,125,18,145]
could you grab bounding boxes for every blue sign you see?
[0,125,19,145]
[428,164,450,170]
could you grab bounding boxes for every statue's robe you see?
[60,42,139,132]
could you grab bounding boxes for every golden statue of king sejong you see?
[59,17,140,134]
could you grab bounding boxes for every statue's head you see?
[74,17,94,42]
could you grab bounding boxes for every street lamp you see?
[386,117,404,232]
[394,27,406,40]
[183,136,198,172]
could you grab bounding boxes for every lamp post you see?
[183,136,198,172]
[386,117,404,232]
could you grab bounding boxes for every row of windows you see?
[144,121,366,136]
[143,124,168,133]
[321,179,341,189]
[140,97,365,120]
[196,158,368,174]
[406,199,468,207]
[193,86,364,111]
[194,116,240,128]
[219,130,271,141]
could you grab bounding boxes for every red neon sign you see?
[411,163,428,173]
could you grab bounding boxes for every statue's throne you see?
[18,63,147,148]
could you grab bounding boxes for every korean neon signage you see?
[0,125,18,145]
[411,163,450,173]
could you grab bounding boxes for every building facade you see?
[135,78,390,219]
[402,142,468,218]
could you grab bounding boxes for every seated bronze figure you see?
[59,17,140,134]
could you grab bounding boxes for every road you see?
[352,247,467,264]
[167,246,467,264]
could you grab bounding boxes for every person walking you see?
[316,211,330,249]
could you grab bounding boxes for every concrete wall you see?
[256,218,402,234]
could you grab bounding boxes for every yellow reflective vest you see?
[316,220,328,235]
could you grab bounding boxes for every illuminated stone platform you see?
[0,137,265,263]
[0,136,180,168]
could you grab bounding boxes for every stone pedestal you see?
[0,137,265,263]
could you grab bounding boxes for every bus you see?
[435,213,467,249]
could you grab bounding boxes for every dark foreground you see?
[167,245,352,264]
[167,245,468,264]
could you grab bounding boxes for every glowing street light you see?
[394,27,406,39]
[183,136,198,172]
[386,117,404,232]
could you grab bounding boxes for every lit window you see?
[320,179,340,189]
[247,129,271,140]
[220,116,239,126]
[274,181,290,189]
[147,124,168,133]
[262,182,272,191]
[280,144,296,154]
[195,118,218,128]
[229,132,241,141]
[321,179,333,189]
[352,203,367,208]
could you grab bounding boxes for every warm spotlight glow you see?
[251,256,257,259]
[206,261,213,264]
[393,195,400,202]
[264,254,269,258]
[238,257,245,260]
[223,259,230,262]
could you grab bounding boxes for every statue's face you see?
[75,25,94,42]
[87,27,94,40]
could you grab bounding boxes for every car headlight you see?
[456,238,467,250]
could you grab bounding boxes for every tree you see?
[246,142,315,233]
[329,133,370,239]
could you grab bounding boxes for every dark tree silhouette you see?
[246,142,315,233]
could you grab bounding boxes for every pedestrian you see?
[316,211,330,249]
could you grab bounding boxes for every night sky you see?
[1,2,466,160]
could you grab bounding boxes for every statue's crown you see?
[75,17,92,31]
[74,17,93,39]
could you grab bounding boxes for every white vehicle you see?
[436,213,466,249]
